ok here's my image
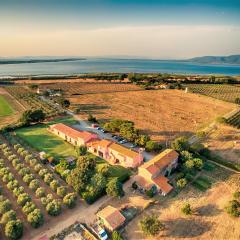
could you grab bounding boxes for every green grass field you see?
[0,95,14,116]
[96,156,132,182]
[15,116,78,159]
[192,176,212,192]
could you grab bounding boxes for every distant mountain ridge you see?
[189,55,240,65]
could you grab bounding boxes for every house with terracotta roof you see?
[135,149,179,196]
[49,123,98,146]
[87,139,144,168]
[97,206,126,232]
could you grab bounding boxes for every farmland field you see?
[124,164,240,240]
[68,90,234,142]
[15,117,78,159]
[39,82,142,96]
[0,95,14,116]
[203,124,240,165]
[226,109,240,128]
[0,87,25,129]
[185,84,240,103]
[4,86,59,117]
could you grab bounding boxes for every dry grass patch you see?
[203,124,240,164]
[69,90,234,142]
[124,168,240,240]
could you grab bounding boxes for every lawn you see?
[95,156,132,182]
[15,116,78,159]
[191,176,212,192]
[0,95,14,116]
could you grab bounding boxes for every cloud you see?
[1,25,240,58]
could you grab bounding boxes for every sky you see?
[0,0,240,59]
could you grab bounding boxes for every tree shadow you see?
[195,204,222,217]
[163,218,212,238]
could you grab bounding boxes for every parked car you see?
[92,123,99,128]
[120,139,128,144]
[98,228,108,240]
[130,143,137,148]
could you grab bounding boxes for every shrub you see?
[145,140,162,152]
[29,179,40,191]
[193,158,203,170]
[96,164,110,177]
[0,200,11,214]
[50,180,59,192]
[14,144,21,150]
[17,193,31,206]
[18,167,30,176]
[13,187,24,197]
[34,164,42,173]
[23,174,34,184]
[176,178,187,189]
[25,154,32,163]
[22,202,36,215]
[39,169,48,178]
[5,219,23,240]
[35,187,46,198]
[180,150,193,162]
[7,180,19,191]
[225,200,240,217]
[44,173,54,185]
[233,191,240,200]
[2,173,14,183]
[112,231,123,240]
[1,210,17,224]
[181,203,192,215]
[27,209,44,228]
[139,215,165,236]
[46,200,61,216]
[56,186,67,198]
[12,159,21,167]
[106,178,124,198]
[29,158,38,167]
[63,193,77,208]
[146,188,155,198]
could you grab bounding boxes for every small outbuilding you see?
[96,206,126,232]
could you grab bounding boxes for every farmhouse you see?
[49,123,98,146]
[135,149,179,195]
[87,139,144,168]
[97,206,126,232]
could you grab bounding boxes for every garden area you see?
[14,116,78,159]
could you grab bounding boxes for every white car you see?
[98,228,108,240]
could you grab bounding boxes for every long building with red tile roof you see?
[49,123,98,146]
[87,139,144,168]
[135,149,178,195]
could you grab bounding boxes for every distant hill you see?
[189,55,240,65]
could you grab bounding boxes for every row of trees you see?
[171,137,204,189]
[0,163,43,229]
[103,119,162,152]
[0,192,23,240]
[13,143,78,209]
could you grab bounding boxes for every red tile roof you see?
[141,149,178,174]
[97,206,126,230]
[50,123,97,141]
[152,175,173,194]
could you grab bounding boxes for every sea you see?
[0,58,240,77]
